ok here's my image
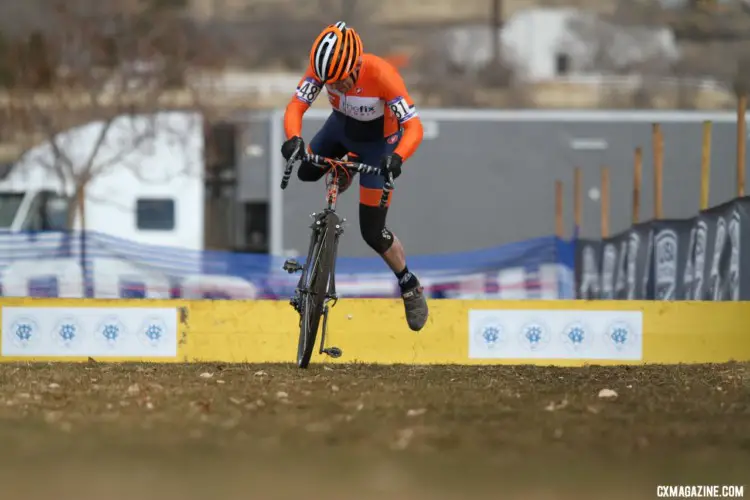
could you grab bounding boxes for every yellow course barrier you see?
[1,297,749,365]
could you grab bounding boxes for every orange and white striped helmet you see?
[309,21,363,83]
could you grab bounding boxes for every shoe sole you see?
[404,297,428,331]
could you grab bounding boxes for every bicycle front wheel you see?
[297,217,336,368]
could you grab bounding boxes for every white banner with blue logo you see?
[1,306,178,358]
[468,309,643,360]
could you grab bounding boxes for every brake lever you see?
[280,155,297,189]
[379,171,394,209]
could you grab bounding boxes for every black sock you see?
[395,266,419,291]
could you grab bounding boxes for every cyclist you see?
[280,21,428,332]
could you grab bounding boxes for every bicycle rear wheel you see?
[297,214,336,368]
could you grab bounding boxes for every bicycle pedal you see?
[323,347,342,358]
[283,259,303,273]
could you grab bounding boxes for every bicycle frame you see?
[280,151,395,364]
[292,155,380,309]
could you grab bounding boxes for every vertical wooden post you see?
[555,179,563,238]
[737,93,747,197]
[601,165,610,238]
[652,123,664,219]
[573,167,582,235]
[633,147,642,224]
[701,120,712,210]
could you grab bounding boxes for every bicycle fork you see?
[282,212,345,359]
[284,211,325,313]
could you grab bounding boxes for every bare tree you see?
[1,0,219,229]
[408,24,526,108]
[567,0,750,109]
[562,11,680,108]
[204,0,379,71]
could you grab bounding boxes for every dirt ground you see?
[0,362,748,500]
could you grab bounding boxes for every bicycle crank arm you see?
[318,305,343,359]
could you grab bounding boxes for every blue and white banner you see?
[1,306,178,358]
[0,230,576,300]
[468,309,644,360]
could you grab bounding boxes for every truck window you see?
[20,192,69,232]
[0,193,24,229]
[20,192,44,231]
[136,198,175,231]
[43,196,69,230]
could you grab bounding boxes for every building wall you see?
[185,0,621,23]
[257,109,746,258]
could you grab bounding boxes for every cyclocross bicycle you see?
[280,152,394,368]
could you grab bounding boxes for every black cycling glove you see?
[381,153,403,180]
[281,136,305,161]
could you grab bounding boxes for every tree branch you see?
[2,0,218,229]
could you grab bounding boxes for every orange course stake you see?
[701,120,712,210]
[633,147,642,224]
[652,123,663,220]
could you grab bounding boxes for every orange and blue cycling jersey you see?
[283,53,424,163]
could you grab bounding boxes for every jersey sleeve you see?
[283,67,324,139]
[377,61,424,161]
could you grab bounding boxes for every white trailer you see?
[0,111,205,250]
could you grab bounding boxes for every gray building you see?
[232,109,747,258]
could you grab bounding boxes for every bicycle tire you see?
[296,213,337,368]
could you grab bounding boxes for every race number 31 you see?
[388,96,416,123]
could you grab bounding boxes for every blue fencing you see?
[0,230,576,300]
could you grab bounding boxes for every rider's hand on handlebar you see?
[281,136,305,162]
[380,153,403,180]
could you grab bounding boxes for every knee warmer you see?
[359,204,395,254]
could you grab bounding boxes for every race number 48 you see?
[296,78,321,104]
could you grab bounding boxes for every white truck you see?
[0,111,205,250]
[0,111,260,299]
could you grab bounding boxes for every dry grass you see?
[0,361,748,499]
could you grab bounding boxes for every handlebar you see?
[280,152,394,209]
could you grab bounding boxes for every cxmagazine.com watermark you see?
[657,485,744,498]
